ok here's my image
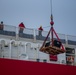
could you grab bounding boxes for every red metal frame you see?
[40,26,65,50]
[40,15,65,61]
[40,14,65,51]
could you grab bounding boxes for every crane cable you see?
[42,0,53,29]
[35,0,53,30]
[43,25,50,28]
[50,0,53,22]
[50,0,53,15]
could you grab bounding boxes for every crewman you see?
[18,22,25,33]
[38,26,43,36]
[0,21,4,30]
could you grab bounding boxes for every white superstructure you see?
[0,24,76,65]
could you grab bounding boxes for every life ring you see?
[67,56,74,62]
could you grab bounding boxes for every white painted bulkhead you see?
[0,38,67,64]
[0,25,76,65]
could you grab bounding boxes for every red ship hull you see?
[0,58,76,75]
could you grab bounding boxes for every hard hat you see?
[40,25,42,28]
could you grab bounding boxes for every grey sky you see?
[0,0,76,36]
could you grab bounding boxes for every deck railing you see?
[0,24,76,45]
